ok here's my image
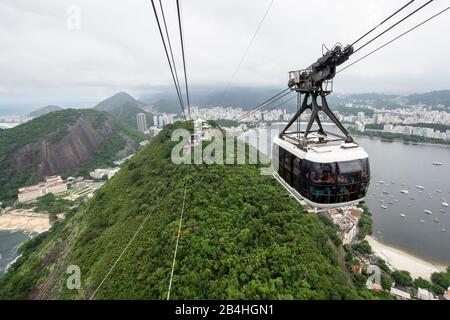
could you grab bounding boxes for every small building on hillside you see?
[327,209,358,245]
[89,168,120,180]
[18,176,67,203]
[417,287,437,300]
[390,287,411,300]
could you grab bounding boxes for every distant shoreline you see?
[366,235,447,280]
[351,132,450,148]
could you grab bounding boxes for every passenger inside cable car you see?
[275,145,370,205]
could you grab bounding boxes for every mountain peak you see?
[94,92,145,112]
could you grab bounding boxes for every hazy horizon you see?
[1,0,450,107]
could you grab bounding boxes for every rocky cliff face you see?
[0,109,144,202]
[10,116,115,180]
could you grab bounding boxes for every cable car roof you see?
[274,134,368,164]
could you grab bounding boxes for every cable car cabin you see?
[272,132,370,209]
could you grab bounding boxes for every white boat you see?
[382,191,390,194]
[400,190,409,194]
[440,209,445,213]
[433,218,439,222]
[388,201,394,204]
[442,202,449,207]
[400,213,406,217]
[442,228,447,232]
[416,185,425,190]
[436,190,442,193]
[420,220,425,223]
[379,199,384,203]
[381,205,387,209]
[424,210,432,215]
[401,183,407,186]
[379,180,385,184]
[432,162,443,166]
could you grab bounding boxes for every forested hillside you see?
[0,109,146,204]
[0,122,382,299]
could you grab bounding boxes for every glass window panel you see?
[338,160,362,173]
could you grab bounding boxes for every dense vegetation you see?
[101,103,154,129]
[0,109,146,204]
[367,122,450,133]
[357,205,373,240]
[35,193,73,222]
[0,121,383,300]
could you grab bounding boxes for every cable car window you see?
[278,147,285,166]
[284,152,292,169]
[292,157,301,190]
[361,158,370,181]
[272,144,279,170]
[338,160,362,173]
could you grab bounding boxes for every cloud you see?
[0,0,449,105]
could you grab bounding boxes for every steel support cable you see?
[217,0,275,106]
[90,184,172,300]
[166,177,189,300]
[159,0,184,110]
[237,90,293,121]
[235,88,290,121]
[176,0,191,119]
[338,6,450,74]
[150,0,186,119]
[264,93,298,113]
[353,0,434,55]
[240,90,294,119]
[350,0,416,47]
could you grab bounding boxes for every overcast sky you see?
[1,0,449,106]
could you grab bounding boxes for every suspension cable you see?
[350,0,416,47]
[166,178,189,300]
[235,88,290,121]
[237,90,293,121]
[217,0,275,106]
[90,184,172,300]
[353,0,434,55]
[159,0,184,110]
[176,0,191,119]
[264,93,297,113]
[338,6,450,74]
[150,0,186,119]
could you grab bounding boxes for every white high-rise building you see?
[137,113,147,133]
[357,112,365,124]
[153,115,158,128]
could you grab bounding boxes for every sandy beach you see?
[366,235,447,280]
[0,210,51,233]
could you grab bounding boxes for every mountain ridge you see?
[0,109,146,203]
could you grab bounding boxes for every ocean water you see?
[0,230,32,276]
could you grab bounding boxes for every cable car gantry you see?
[273,43,370,209]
